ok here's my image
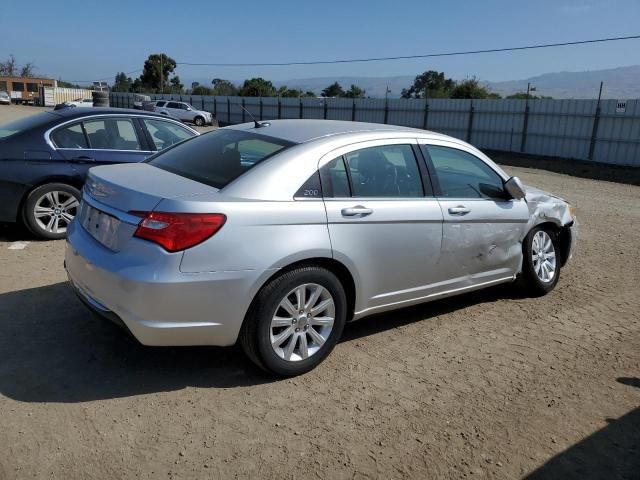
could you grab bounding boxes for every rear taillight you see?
[130,211,226,252]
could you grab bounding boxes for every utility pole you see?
[588,81,604,161]
[160,54,164,94]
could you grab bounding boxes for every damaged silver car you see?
[66,120,577,376]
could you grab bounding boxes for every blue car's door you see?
[52,116,152,180]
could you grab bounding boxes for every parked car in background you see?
[65,98,95,108]
[0,91,10,105]
[0,108,198,239]
[132,94,151,110]
[154,100,213,126]
[65,120,577,376]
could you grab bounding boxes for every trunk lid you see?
[81,163,218,251]
[85,163,217,213]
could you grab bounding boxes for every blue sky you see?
[1,0,639,85]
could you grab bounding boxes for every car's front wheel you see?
[517,225,561,296]
[194,116,205,127]
[24,183,81,240]
[240,266,347,376]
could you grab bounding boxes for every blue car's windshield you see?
[0,112,57,140]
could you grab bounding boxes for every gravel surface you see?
[0,105,638,479]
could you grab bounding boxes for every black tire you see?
[194,116,205,127]
[23,183,81,240]
[239,266,347,376]
[516,225,561,296]
[92,91,109,107]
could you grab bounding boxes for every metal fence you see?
[110,92,640,167]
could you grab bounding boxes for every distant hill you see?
[187,65,640,99]
[485,65,640,99]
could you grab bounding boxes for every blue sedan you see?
[0,108,198,239]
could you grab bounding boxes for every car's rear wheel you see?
[194,116,205,127]
[24,183,81,240]
[517,225,561,296]
[240,266,347,376]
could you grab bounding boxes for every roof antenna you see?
[237,102,269,128]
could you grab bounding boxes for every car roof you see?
[50,107,168,119]
[226,119,450,144]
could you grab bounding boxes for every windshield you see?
[0,112,57,140]
[147,129,294,189]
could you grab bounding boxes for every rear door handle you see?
[73,156,96,163]
[448,205,471,215]
[341,206,373,217]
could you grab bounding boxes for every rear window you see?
[0,112,56,140]
[147,129,294,189]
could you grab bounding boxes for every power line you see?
[177,34,640,67]
[63,68,143,84]
[40,34,640,83]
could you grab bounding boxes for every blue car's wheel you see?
[24,183,80,240]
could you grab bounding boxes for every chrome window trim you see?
[44,113,198,150]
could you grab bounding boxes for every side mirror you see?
[504,176,526,200]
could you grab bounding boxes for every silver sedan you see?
[65,120,577,376]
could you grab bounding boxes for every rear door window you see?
[142,118,195,150]
[344,144,424,197]
[51,123,88,149]
[82,118,142,150]
[147,129,293,189]
[319,156,351,197]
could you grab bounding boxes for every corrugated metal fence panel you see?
[525,99,595,160]
[112,92,639,166]
[388,98,425,128]
[261,97,279,120]
[53,87,94,104]
[302,97,326,119]
[427,99,471,140]
[594,99,640,166]
[354,98,385,124]
[472,99,525,152]
[327,98,353,121]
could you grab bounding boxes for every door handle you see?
[73,156,96,163]
[341,206,373,217]
[448,205,471,215]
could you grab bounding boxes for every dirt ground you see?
[0,105,639,479]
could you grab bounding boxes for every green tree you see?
[450,78,498,99]
[238,77,277,97]
[321,82,345,98]
[57,79,84,89]
[401,71,455,99]
[343,84,366,98]
[169,75,183,93]
[506,92,552,99]
[112,72,133,92]
[211,78,238,96]
[192,85,212,95]
[302,90,316,97]
[277,86,304,97]
[139,53,177,92]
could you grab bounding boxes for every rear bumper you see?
[65,220,271,347]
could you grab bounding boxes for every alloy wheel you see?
[531,230,556,283]
[270,283,335,362]
[33,191,79,234]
